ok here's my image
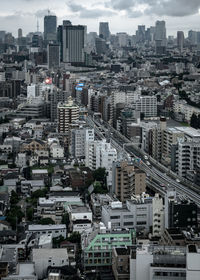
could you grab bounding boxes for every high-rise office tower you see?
[177,31,184,52]
[18,28,22,38]
[95,37,107,55]
[99,22,110,41]
[57,96,79,133]
[62,22,85,64]
[44,15,57,42]
[155,21,166,46]
[136,25,145,43]
[47,43,60,70]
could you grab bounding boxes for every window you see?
[137,221,146,225]
[124,222,133,226]
[110,216,120,219]
[124,215,133,219]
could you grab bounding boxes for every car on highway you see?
[146,161,151,166]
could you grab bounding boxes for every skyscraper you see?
[99,22,110,41]
[44,15,57,42]
[47,43,60,70]
[155,21,166,46]
[62,23,85,64]
[177,31,184,52]
[18,28,22,38]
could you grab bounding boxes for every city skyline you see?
[1,0,200,36]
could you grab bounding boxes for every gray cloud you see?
[107,0,200,17]
[67,1,116,18]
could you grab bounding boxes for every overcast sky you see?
[1,0,200,37]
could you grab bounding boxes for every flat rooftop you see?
[70,205,91,213]
[175,126,200,137]
[28,224,66,231]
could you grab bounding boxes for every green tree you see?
[53,235,65,248]
[10,190,20,205]
[27,207,34,221]
[93,181,108,194]
[197,114,200,129]
[31,188,48,199]
[190,113,198,128]
[62,213,70,229]
[39,218,55,225]
[6,206,24,229]
[93,167,106,182]
[67,232,81,244]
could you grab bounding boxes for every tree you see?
[67,232,81,244]
[190,113,198,129]
[10,190,20,205]
[31,188,48,199]
[27,207,34,221]
[62,213,70,229]
[6,206,24,229]
[197,115,200,129]
[53,235,65,248]
[39,218,55,225]
[93,167,106,182]
[93,181,108,194]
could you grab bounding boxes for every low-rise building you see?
[28,224,66,239]
[82,225,135,273]
[32,249,69,279]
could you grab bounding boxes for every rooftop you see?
[28,224,66,231]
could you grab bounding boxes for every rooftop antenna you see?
[37,18,39,32]
[48,9,50,16]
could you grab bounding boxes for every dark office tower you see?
[177,31,184,52]
[47,43,60,70]
[99,22,110,41]
[57,21,71,62]
[31,35,43,49]
[57,25,63,61]
[155,20,166,46]
[63,24,85,64]
[136,25,145,43]
[95,37,107,55]
[44,15,57,43]
[0,31,5,43]
[18,28,22,38]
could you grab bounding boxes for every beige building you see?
[112,161,146,202]
[112,247,130,280]
[57,96,79,133]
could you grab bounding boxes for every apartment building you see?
[173,100,200,122]
[57,96,79,133]
[135,96,157,117]
[71,127,94,158]
[85,139,117,186]
[112,161,146,202]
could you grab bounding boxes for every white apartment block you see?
[85,139,117,186]
[135,96,157,117]
[50,143,64,159]
[173,101,200,122]
[71,128,94,158]
[152,194,164,237]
